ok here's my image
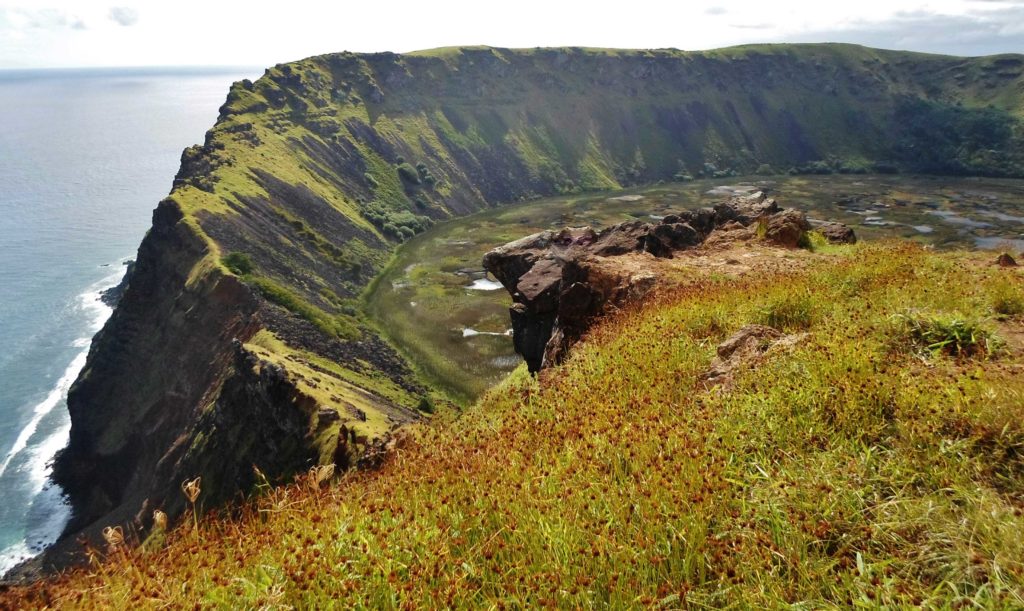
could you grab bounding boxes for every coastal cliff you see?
[48,44,1024,560]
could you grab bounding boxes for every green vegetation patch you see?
[990,275,1024,317]
[756,290,817,330]
[248,275,359,340]
[221,251,255,275]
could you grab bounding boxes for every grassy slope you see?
[13,243,1024,607]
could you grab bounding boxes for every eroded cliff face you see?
[49,198,419,564]
[46,44,1024,564]
[54,200,259,533]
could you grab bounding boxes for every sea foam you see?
[0,267,120,574]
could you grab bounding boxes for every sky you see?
[0,0,1022,69]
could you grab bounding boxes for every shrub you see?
[788,160,835,175]
[415,163,437,186]
[872,162,900,174]
[416,395,435,414]
[397,163,421,185]
[799,231,831,252]
[222,252,254,275]
[836,159,870,174]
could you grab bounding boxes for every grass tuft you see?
[757,290,816,330]
[990,277,1024,317]
[896,311,999,358]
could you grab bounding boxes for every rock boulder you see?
[818,222,858,244]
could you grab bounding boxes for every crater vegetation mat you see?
[366,174,1024,402]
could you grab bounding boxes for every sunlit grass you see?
[7,243,1024,608]
[896,311,999,358]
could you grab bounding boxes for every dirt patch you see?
[995,319,1024,358]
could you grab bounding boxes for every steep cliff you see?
[52,45,1024,555]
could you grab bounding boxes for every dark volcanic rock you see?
[542,256,657,367]
[484,192,826,372]
[592,220,651,256]
[645,222,701,257]
[997,252,1018,267]
[509,302,556,372]
[45,199,262,572]
[99,260,135,307]
[763,209,811,248]
[818,222,858,244]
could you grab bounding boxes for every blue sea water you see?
[0,66,257,572]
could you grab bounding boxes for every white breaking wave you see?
[0,350,88,479]
[0,542,32,576]
[0,264,122,574]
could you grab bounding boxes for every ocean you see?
[0,66,257,573]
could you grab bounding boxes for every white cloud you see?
[107,6,138,27]
[0,7,87,30]
[783,4,1024,55]
[0,0,1020,69]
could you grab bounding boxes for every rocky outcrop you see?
[484,193,849,372]
[763,209,812,248]
[484,227,659,371]
[702,324,807,387]
[99,261,135,307]
[817,222,858,245]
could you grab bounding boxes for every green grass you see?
[248,276,360,340]
[991,276,1024,317]
[221,251,254,275]
[11,243,1024,608]
[757,290,817,330]
[896,311,1000,358]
